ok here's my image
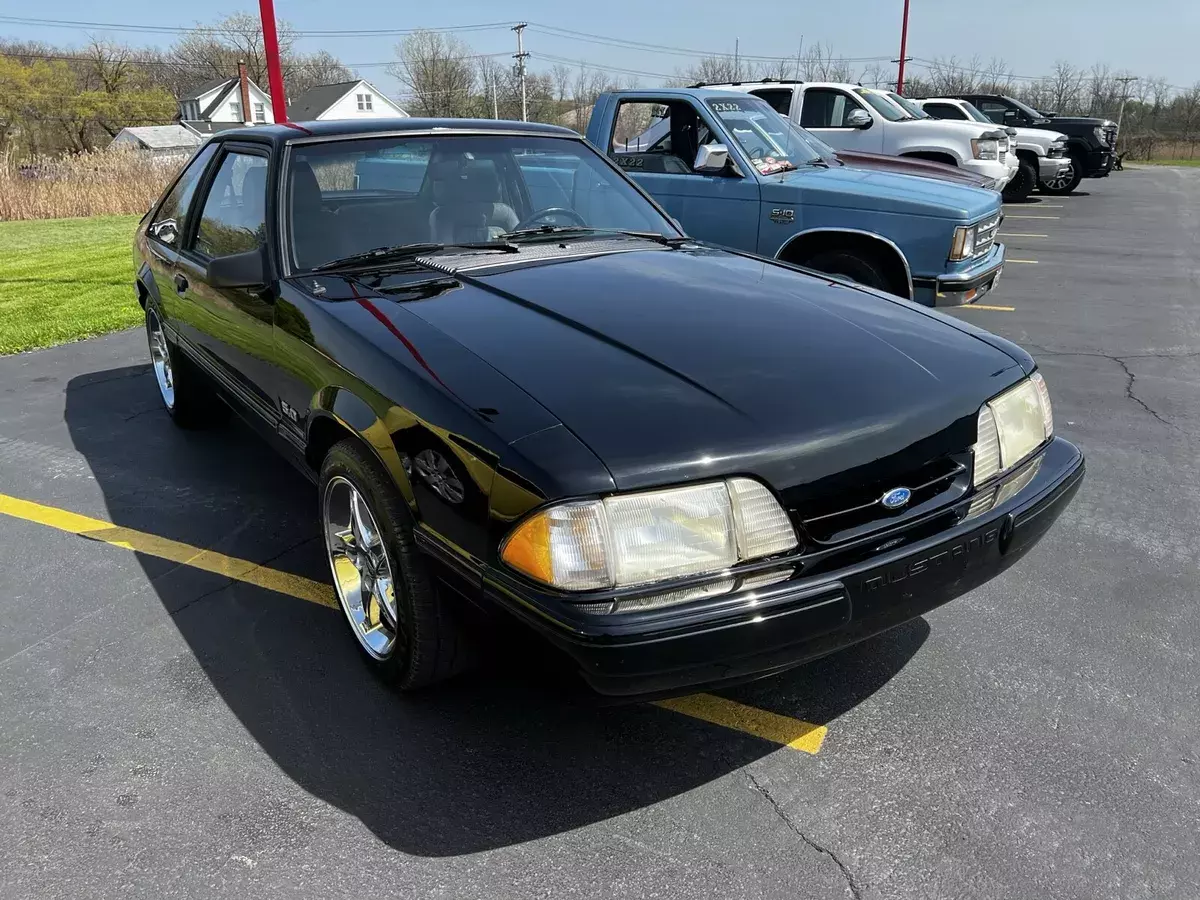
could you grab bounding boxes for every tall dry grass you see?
[0,147,183,222]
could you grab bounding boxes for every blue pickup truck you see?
[585,88,1006,307]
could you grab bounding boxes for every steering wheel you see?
[512,207,588,231]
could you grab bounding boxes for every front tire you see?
[1039,158,1082,195]
[144,305,225,428]
[801,250,894,296]
[1003,158,1038,202]
[319,438,467,690]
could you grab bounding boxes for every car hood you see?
[766,164,999,221]
[401,246,1025,494]
[1050,116,1112,127]
[1013,126,1067,143]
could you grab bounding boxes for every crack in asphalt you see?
[747,772,863,899]
[1023,347,1176,425]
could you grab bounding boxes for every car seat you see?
[428,161,520,243]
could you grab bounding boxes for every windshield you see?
[854,89,908,122]
[957,101,995,125]
[887,92,931,119]
[704,96,823,173]
[1006,96,1049,122]
[286,134,675,271]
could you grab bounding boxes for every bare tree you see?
[389,30,477,117]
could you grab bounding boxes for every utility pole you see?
[734,38,739,81]
[257,0,288,122]
[491,71,499,120]
[794,36,804,81]
[512,22,529,122]
[895,0,912,94]
[1115,75,1138,151]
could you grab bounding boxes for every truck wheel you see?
[1039,159,1082,195]
[1003,159,1037,202]
[802,250,893,295]
[319,437,469,691]
[145,305,227,428]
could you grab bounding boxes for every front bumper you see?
[912,242,1006,308]
[1039,156,1071,180]
[1084,148,1114,177]
[962,159,1013,190]
[485,437,1084,698]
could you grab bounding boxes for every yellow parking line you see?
[1000,233,1048,238]
[0,492,336,608]
[0,491,829,754]
[1005,215,1060,219]
[1007,259,1038,264]
[653,694,827,754]
[959,304,1015,311]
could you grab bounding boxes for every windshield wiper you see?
[501,225,689,247]
[311,240,518,272]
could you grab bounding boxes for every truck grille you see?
[974,213,1002,258]
[792,455,970,546]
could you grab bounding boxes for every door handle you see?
[173,273,188,294]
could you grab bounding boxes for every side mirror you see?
[694,143,731,174]
[845,108,873,129]
[206,246,267,289]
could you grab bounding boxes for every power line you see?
[0,14,513,38]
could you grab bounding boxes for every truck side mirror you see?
[694,143,731,174]
[845,108,872,129]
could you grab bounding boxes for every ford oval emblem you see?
[881,487,912,510]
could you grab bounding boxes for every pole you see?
[491,72,499,120]
[258,0,288,123]
[794,36,804,81]
[1114,76,1138,151]
[512,23,529,122]
[734,38,739,81]
[896,0,911,94]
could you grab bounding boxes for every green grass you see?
[0,215,142,354]
[1133,159,1200,167]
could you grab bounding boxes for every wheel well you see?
[305,413,355,473]
[1015,149,1038,166]
[902,150,958,167]
[777,231,910,299]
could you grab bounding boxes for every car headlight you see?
[1094,126,1109,146]
[972,138,999,160]
[972,373,1054,487]
[501,478,798,592]
[950,224,978,261]
[1048,141,1066,158]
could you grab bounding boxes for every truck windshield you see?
[286,134,676,271]
[704,96,824,174]
[957,101,997,125]
[854,89,908,122]
[886,92,932,120]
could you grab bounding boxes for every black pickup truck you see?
[947,94,1116,194]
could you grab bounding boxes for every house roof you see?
[114,125,202,150]
[180,77,234,102]
[200,81,242,119]
[287,79,407,121]
[180,120,245,137]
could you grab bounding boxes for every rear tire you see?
[801,250,894,295]
[1003,158,1037,202]
[144,305,226,429]
[1039,158,1083,195]
[319,437,468,691]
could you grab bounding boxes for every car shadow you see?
[64,364,929,856]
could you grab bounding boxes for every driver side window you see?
[149,143,217,246]
[608,100,702,176]
[800,89,860,128]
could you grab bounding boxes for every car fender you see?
[776,227,914,300]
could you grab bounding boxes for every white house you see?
[110,125,201,157]
[177,67,276,131]
[287,79,407,122]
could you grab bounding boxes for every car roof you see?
[607,87,773,102]
[207,117,580,147]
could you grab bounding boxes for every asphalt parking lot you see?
[2,166,1198,899]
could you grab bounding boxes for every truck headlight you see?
[972,138,999,160]
[949,224,977,261]
[972,372,1054,487]
[501,478,798,592]
[1048,141,1066,158]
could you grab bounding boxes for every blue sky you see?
[6,0,1197,98]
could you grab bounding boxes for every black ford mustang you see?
[133,118,1084,697]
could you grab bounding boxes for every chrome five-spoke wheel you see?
[146,308,175,410]
[1044,162,1075,191]
[323,476,405,660]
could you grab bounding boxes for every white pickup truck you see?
[915,97,1073,198]
[700,80,1015,193]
